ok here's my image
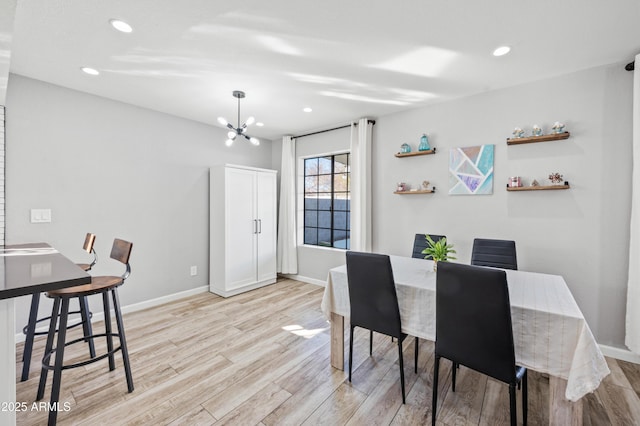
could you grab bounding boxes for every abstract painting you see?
[449,145,494,195]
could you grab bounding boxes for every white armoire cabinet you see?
[210,165,277,297]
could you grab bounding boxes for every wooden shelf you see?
[395,148,436,158]
[394,189,436,195]
[506,132,570,146]
[506,183,570,191]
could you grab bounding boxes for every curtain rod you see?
[292,119,376,139]
[626,61,635,71]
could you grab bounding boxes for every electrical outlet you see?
[190,266,197,276]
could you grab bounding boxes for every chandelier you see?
[217,90,260,146]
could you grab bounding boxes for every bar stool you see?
[21,233,97,381]
[37,238,134,426]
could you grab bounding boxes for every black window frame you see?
[303,153,350,249]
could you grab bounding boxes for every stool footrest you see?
[41,332,123,371]
[23,310,93,336]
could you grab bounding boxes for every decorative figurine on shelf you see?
[532,124,543,136]
[509,176,522,188]
[548,172,564,185]
[531,179,539,186]
[552,122,565,134]
[422,180,430,190]
[397,182,407,192]
[512,127,525,138]
[400,143,411,153]
[418,134,431,151]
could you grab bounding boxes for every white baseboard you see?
[280,274,326,287]
[15,285,209,343]
[599,344,640,364]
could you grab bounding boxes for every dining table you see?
[321,255,610,425]
[0,243,91,426]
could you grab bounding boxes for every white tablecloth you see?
[320,255,610,401]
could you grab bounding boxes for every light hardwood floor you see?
[14,278,640,425]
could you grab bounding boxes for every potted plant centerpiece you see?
[421,235,456,271]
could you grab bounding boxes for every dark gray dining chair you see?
[432,261,527,426]
[346,251,418,404]
[470,238,518,270]
[412,234,446,259]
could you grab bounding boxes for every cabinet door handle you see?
[258,219,262,234]
[253,219,258,234]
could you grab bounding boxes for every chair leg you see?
[432,355,440,426]
[102,292,115,371]
[397,339,405,404]
[522,371,528,425]
[349,325,354,382]
[21,292,40,381]
[369,330,373,355]
[452,360,457,392]
[112,289,134,392]
[48,297,70,426]
[414,337,419,373]
[509,384,517,426]
[78,296,96,358]
[37,297,60,401]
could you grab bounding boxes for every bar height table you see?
[0,243,90,426]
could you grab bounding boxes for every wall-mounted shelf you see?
[395,148,437,158]
[394,188,436,195]
[506,183,570,191]
[506,132,570,146]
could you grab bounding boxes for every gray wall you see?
[376,63,632,347]
[6,74,274,333]
[288,63,633,348]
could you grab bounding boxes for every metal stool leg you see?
[78,296,96,358]
[48,297,70,426]
[112,288,134,392]
[37,297,60,401]
[102,292,115,371]
[22,292,41,381]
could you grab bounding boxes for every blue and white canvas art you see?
[448,145,494,195]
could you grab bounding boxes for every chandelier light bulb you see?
[217,117,228,126]
[250,137,260,146]
[225,139,234,147]
[245,116,255,126]
[227,131,236,139]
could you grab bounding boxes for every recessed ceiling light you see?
[81,67,100,76]
[110,19,133,33]
[256,122,264,127]
[493,46,511,57]
[303,107,312,113]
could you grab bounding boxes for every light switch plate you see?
[30,209,52,223]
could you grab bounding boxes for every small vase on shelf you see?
[418,134,431,151]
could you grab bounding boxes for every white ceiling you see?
[6,0,640,141]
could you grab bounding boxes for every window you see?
[303,153,350,249]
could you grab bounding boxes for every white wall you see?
[286,62,633,348]
[5,74,274,333]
